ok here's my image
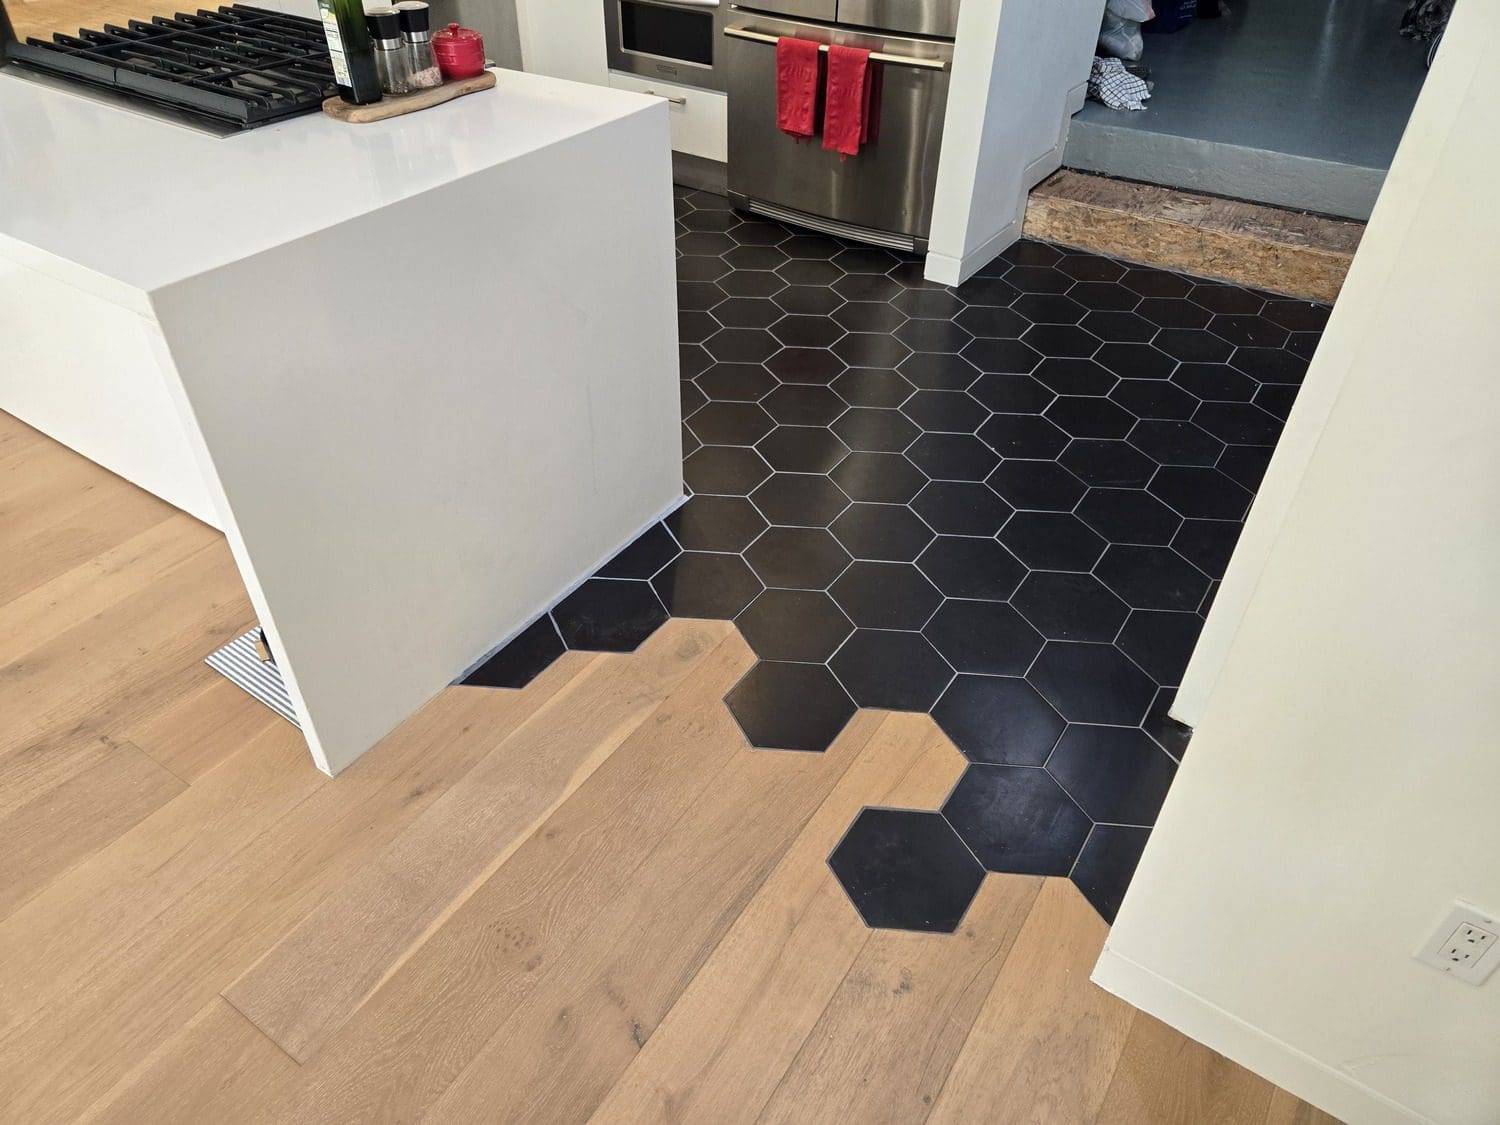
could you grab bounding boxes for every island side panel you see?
[0,252,221,528]
[148,105,680,775]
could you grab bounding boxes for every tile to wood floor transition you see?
[1,360,1339,1120]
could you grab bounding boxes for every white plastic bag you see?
[1098,14,1144,60]
[1106,0,1154,20]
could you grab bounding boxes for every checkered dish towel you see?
[1088,56,1150,111]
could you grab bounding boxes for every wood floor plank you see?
[591,712,967,1125]
[0,513,216,653]
[0,655,589,1123]
[122,674,284,785]
[422,710,888,1124]
[0,741,186,918]
[1264,1086,1344,1125]
[265,631,770,1124]
[1096,1010,1277,1124]
[758,873,1041,1125]
[926,879,1136,1125]
[0,539,254,760]
[80,999,299,1125]
[225,623,718,1063]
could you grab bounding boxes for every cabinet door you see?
[607,72,728,161]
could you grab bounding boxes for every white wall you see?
[926,0,1102,284]
[1096,5,1500,1123]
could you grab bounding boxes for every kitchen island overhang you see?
[0,68,684,774]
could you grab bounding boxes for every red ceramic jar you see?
[432,22,486,80]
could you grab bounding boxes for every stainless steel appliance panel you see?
[725,12,952,244]
[605,0,728,92]
[836,0,961,38]
[733,0,837,21]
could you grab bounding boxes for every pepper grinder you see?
[393,1,442,89]
[366,7,414,95]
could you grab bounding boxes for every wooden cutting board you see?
[322,70,496,124]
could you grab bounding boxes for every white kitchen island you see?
[0,67,683,774]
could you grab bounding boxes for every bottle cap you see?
[365,7,401,39]
[393,1,430,34]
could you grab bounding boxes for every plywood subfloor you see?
[1025,170,1362,304]
[0,410,1340,1124]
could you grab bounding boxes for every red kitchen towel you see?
[775,37,820,139]
[822,44,875,156]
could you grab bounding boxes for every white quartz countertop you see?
[0,67,657,294]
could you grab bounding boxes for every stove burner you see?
[7,4,335,130]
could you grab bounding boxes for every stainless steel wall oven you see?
[724,0,960,251]
[605,0,729,91]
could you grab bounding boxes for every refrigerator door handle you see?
[722,25,949,70]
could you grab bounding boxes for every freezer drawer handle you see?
[722,25,948,70]
[643,89,689,105]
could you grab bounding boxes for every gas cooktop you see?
[5,4,335,131]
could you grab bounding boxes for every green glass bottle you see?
[317,0,383,105]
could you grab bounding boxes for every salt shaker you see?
[366,8,414,95]
[393,1,442,89]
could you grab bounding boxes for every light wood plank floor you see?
[0,411,1339,1124]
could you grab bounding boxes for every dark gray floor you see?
[1065,0,1430,218]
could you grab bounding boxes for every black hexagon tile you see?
[1046,725,1178,827]
[551,578,668,653]
[828,808,985,933]
[830,629,953,710]
[933,674,1066,765]
[462,187,1325,929]
[726,660,856,752]
[462,615,565,689]
[942,765,1092,876]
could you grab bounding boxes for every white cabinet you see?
[606,72,727,163]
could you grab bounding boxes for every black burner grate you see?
[7,4,335,129]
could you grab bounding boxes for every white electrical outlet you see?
[1415,902,1500,985]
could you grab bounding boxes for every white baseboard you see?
[924,216,1022,286]
[1092,948,1433,1125]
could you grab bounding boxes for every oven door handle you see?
[722,25,948,70]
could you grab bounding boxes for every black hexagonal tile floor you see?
[830,503,934,562]
[941,765,1092,876]
[744,526,851,589]
[832,368,915,408]
[686,401,776,446]
[910,480,1014,536]
[755,426,851,473]
[1046,725,1178,826]
[1027,642,1156,725]
[736,588,853,662]
[1071,825,1150,924]
[726,660,856,752]
[552,578,668,653]
[923,600,1044,676]
[462,615,565,689]
[932,674,1066,765]
[998,511,1107,572]
[828,808,985,933]
[1012,571,1130,643]
[666,495,767,552]
[977,414,1070,459]
[1095,544,1210,613]
[750,473,851,527]
[829,451,927,504]
[465,186,1321,930]
[1116,609,1203,687]
[916,536,1026,601]
[830,629,953,710]
[830,407,920,453]
[986,459,1087,512]
[683,445,771,495]
[651,552,763,619]
[829,561,943,630]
